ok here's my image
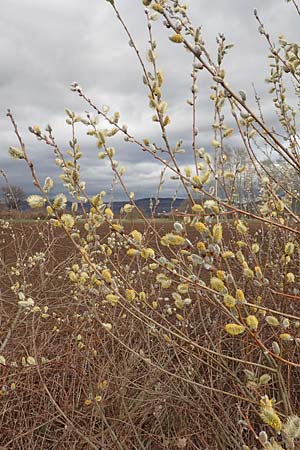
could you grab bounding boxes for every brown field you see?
[0,220,299,450]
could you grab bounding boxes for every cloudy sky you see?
[0,0,299,199]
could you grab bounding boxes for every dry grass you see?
[0,220,299,449]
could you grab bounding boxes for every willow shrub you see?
[2,1,300,449]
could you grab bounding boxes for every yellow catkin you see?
[141,248,155,259]
[101,269,112,283]
[125,289,136,302]
[197,241,206,251]
[192,204,204,213]
[259,396,282,432]
[69,271,78,282]
[212,223,222,243]
[61,214,75,229]
[236,289,245,303]
[216,270,225,280]
[112,224,123,233]
[152,3,164,13]
[177,284,189,294]
[184,166,192,177]
[255,266,263,279]
[27,195,45,209]
[127,248,139,257]
[222,250,234,259]
[224,128,234,138]
[265,316,279,326]
[285,242,295,256]
[246,315,259,330]
[223,294,236,308]
[130,230,142,244]
[104,208,114,219]
[161,234,185,246]
[169,33,184,44]
[139,292,146,301]
[105,294,119,306]
[244,268,254,279]
[236,220,248,234]
[194,222,209,233]
[210,277,225,292]
[224,324,245,336]
[279,333,293,341]
[286,272,295,283]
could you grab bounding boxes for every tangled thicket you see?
[1,1,300,449]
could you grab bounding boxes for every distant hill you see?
[17,197,185,215]
[110,197,185,214]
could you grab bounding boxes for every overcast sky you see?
[0,0,299,199]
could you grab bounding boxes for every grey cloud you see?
[0,0,298,199]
